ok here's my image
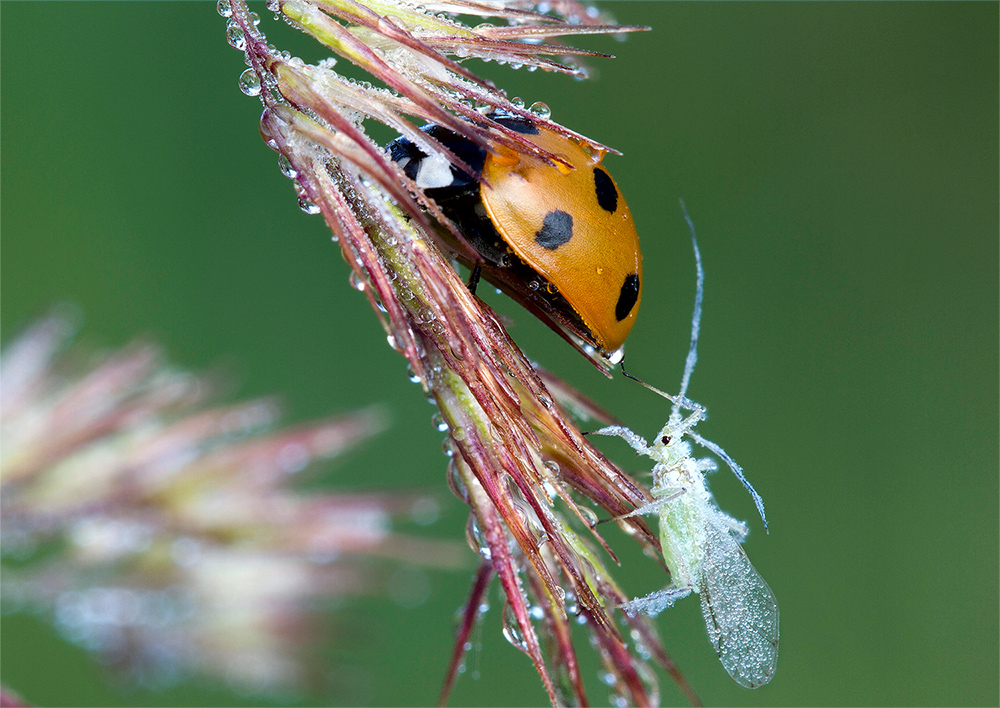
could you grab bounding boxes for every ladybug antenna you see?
[620,359,668,398]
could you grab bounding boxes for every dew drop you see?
[446,458,469,502]
[501,605,529,654]
[238,68,261,96]
[578,506,599,528]
[431,412,448,432]
[225,23,246,50]
[465,515,491,559]
[348,271,366,291]
[277,154,297,179]
[510,96,525,109]
[217,0,232,17]
[528,102,551,120]
[298,196,320,214]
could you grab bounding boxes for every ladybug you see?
[387,112,642,360]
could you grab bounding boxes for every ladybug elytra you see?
[387,112,642,361]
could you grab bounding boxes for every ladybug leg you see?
[467,264,482,295]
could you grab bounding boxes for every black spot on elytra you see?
[593,167,618,213]
[615,273,640,321]
[535,210,574,250]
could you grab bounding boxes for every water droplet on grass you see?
[238,68,260,96]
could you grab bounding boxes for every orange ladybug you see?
[388,112,642,361]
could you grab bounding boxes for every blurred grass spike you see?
[0,310,465,697]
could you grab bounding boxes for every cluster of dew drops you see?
[219,0,320,216]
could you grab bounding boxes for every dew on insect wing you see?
[238,68,261,96]
[277,154,297,179]
[454,45,471,58]
[528,102,551,120]
[537,391,553,409]
[298,195,320,214]
[527,280,541,291]
[225,22,246,50]
[217,0,232,17]
[546,282,558,295]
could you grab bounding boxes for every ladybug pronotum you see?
[387,112,642,360]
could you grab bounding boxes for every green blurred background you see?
[2,2,997,706]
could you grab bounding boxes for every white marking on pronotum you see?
[596,202,778,689]
[415,152,454,189]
